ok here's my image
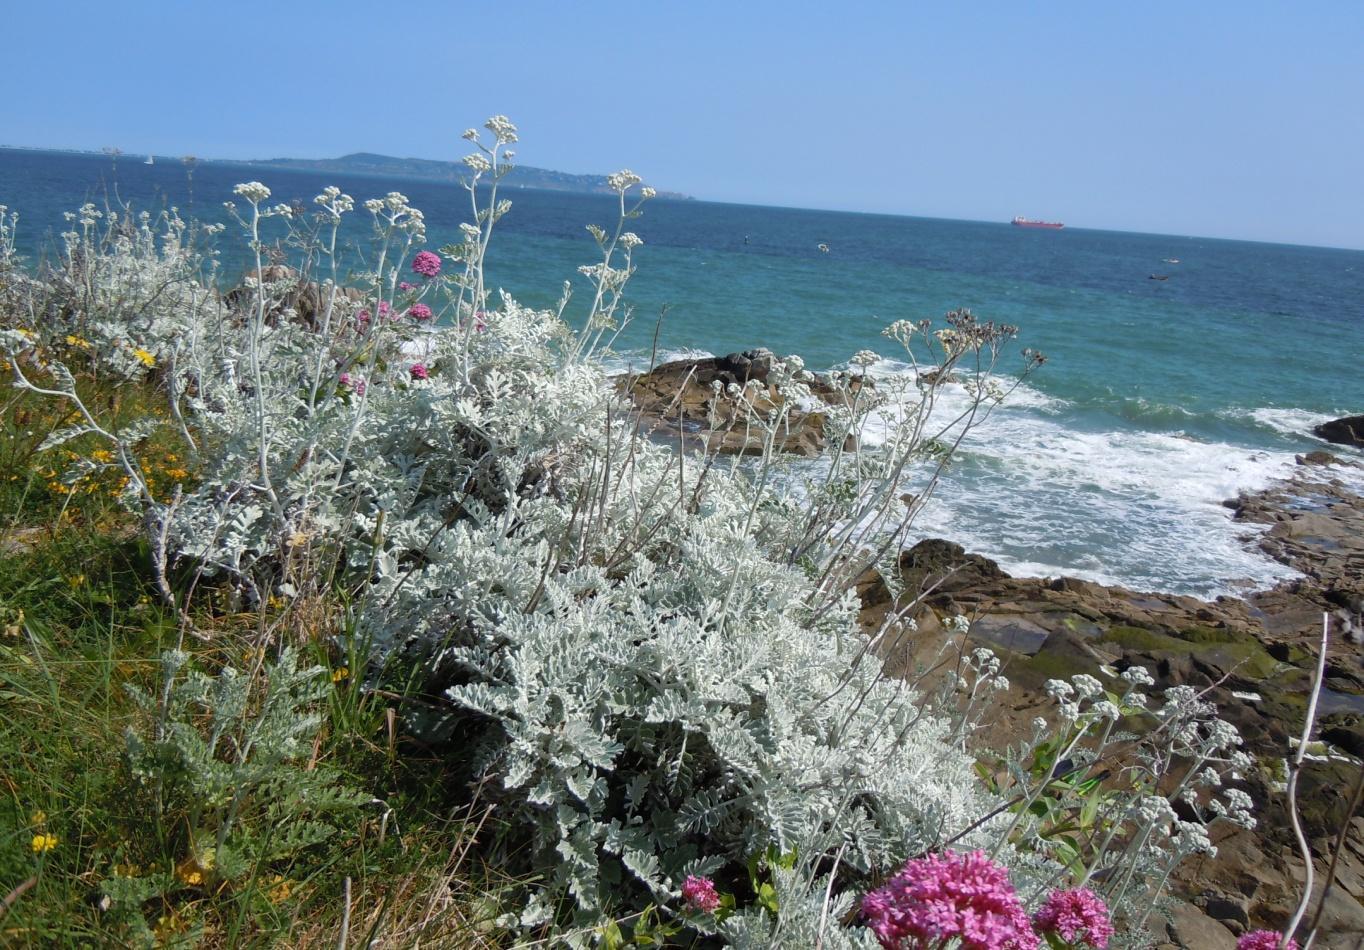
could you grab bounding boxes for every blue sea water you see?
[3,148,1362,596]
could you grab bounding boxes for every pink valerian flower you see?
[398,281,415,292]
[411,250,442,278]
[358,301,393,327]
[408,303,433,321]
[680,875,720,913]
[1237,933,1298,950]
[409,363,429,380]
[339,373,366,395]
[861,850,1039,950]
[1032,888,1113,948]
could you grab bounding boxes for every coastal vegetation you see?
[0,118,1326,948]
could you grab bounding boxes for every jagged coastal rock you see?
[619,347,867,456]
[1313,414,1364,448]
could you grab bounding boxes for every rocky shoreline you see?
[626,351,1364,946]
[853,460,1364,946]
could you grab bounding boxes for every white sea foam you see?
[848,366,1311,598]
[599,346,715,377]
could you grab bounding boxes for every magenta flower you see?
[409,363,429,381]
[1032,888,1113,948]
[681,875,720,914]
[861,850,1038,950]
[356,308,371,327]
[338,372,353,388]
[411,250,442,278]
[1237,933,1297,950]
[377,300,392,318]
[398,281,415,292]
[409,303,433,321]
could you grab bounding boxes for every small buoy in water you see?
[817,243,830,253]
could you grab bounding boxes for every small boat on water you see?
[144,155,154,165]
[1012,216,1064,229]
[817,243,830,253]
[1149,274,1170,281]
[1162,258,1180,264]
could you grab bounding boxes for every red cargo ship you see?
[1012,216,1064,229]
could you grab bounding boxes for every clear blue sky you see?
[5,1,1362,248]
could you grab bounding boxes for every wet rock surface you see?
[858,466,1364,944]
[1313,414,1364,449]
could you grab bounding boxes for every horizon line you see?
[3,143,1362,254]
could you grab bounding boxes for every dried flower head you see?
[232,181,271,203]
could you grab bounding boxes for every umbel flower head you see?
[408,303,433,321]
[681,875,720,913]
[1237,932,1298,950]
[409,363,429,381]
[1032,888,1113,948]
[411,250,442,278]
[861,850,1038,950]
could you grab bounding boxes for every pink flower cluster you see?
[409,362,429,380]
[681,875,721,913]
[411,250,442,278]
[1237,932,1297,950]
[1032,888,1114,948]
[408,303,433,321]
[356,301,392,327]
[861,850,1039,950]
[338,373,366,395]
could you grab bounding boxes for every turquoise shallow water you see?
[4,149,1363,595]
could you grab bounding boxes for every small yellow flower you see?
[91,449,114,463]
[65,334,91,348]
[67,574,85,588]
[132,347,156,368]
[331,667,350,683]
[29,810,47,827]
[267,875,293,904]
[31,833,58,853]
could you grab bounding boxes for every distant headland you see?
[0,145,694,201]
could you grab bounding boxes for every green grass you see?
[0,379,520,948]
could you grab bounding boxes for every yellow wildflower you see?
[67,575,85,588]
[91,449,114,463]
[65,334,91,348]
[31,833,58,853]
[331,667,350,683]
[29,810,47,826]
[175,861,204,886]
[267,875,293,904]
[164,468,190,480]
[132,348,156,368]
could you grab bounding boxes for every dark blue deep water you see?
[4,148,1362,595]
